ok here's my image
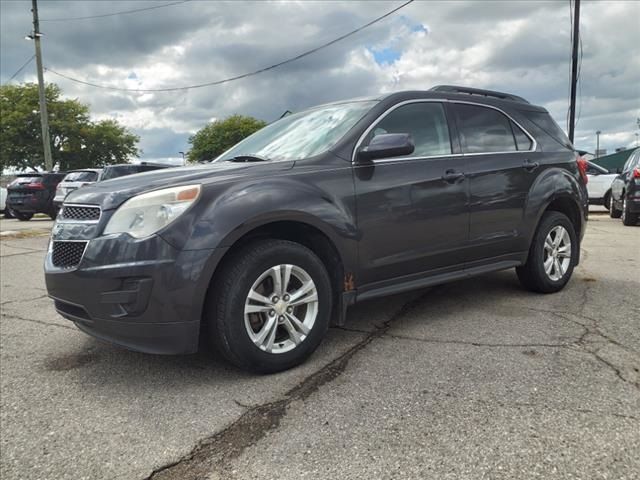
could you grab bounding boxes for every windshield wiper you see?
[227,154,270,163]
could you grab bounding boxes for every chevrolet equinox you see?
[45,86,588,373]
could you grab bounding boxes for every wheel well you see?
[544,196,581,236]
[205,220,345,318]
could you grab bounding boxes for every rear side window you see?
[525,111,571,149]
[365,102,452,157]
[452,104,520,153]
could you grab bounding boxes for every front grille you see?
[60,205,101,221]
[52,241,87,268]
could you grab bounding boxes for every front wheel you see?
[622,197,638,226]
[206,239,332,373]
[517,211,578,293]
[603,191,611,211]
[609,195,622,218]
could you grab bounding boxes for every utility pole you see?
[568,0,580,144]
[30,0,53,171]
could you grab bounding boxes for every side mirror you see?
[357,133,415,162]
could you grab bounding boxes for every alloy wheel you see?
[244,264,319,354]
[543,225,572,281]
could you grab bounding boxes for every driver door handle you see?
[442,169,465,183]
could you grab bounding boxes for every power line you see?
[44,0,414,93]
[3,55,36,84]
[40,0,191,22]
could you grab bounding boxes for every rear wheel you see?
[609,195,622,218]
[622,197,638,226]
[10,209,33,221]
[206,239,332,373]
[517,211,577,293]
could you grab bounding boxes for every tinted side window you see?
[365,102,452,157]
[512,122,533,151]
[453,104,517,153]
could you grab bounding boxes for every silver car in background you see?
[53,169,103,209]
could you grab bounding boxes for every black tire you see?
[10,209,33,221]
[516,211,578,293]
[603,191,611,211]
[622,197,638,226]
[2,209,13,219]
[49,208,58,220]
[609,195,622,218]
[206,239,333,374]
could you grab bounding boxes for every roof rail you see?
[430,85,530,104]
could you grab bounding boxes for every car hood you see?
[65,161,295,211]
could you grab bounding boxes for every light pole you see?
[27,0,53,171]
[635,133,639,147]
[179,151,185,165]
[596,130,601,157]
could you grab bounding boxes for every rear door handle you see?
[442,170,465,183]
[523,159,540,171]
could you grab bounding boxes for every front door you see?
[353,101,469,288]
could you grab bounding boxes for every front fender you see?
[176,175,358,273]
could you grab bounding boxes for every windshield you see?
[216,100,377,162]
[64,171,99,182]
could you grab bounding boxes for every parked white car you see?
[0,186,7,215]
[53,169,103,210]
[586,161,617,210]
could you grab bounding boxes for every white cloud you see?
[1,0,638,159]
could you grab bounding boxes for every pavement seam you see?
[145,289,433,480]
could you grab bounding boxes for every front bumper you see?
[45,226,226,354]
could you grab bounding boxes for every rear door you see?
[450,102,539,264]
[353,101,469,287]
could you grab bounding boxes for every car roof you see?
[311,87,547,114]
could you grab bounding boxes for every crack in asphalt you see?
[1,294,49,306]
[145,290,433,480]
[1,313,77,332]
[523,282,640,390]
[384,333,572,349]
[0,249,46,258]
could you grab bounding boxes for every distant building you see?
[595,148,607,157]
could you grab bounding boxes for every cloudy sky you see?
[1,0,639,162]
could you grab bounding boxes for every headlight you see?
[103,185,201,238]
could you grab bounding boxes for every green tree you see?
[0,83,139,173]
[188,114,267,162]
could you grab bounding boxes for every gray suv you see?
[45,86,588,373]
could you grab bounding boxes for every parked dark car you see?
[6,172,66,220]
[100,162,171,181]
[45,86,588,373]
[609,147,640,225]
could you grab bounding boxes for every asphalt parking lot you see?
[1,212,638,480]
